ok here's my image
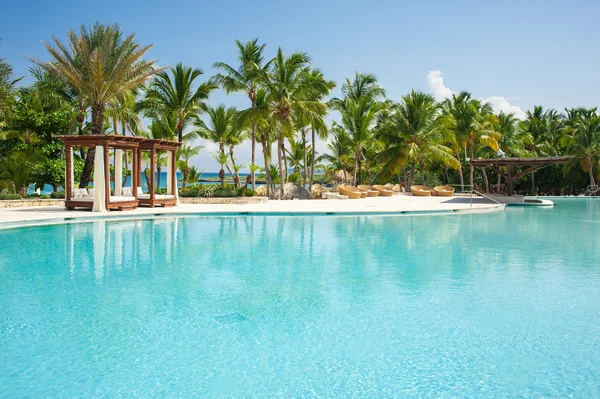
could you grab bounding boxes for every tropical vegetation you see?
[1,24,598,200]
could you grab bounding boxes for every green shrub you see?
[213,188,238,197]
[244,189,256,197]
[50,191,66,199]
[0,193,21,200]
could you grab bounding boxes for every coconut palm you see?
[139,63,216,143]
[213,39,268,188]
[240,49,330,196]
[0,55,21,118]
[187,166,203,185]
[31,23,162,186]
[196,105,238,178]
[176,144,203,188]
[441,91,499,190]
[323,127,354,183]
[377,91,459,187]
[561,110,600,187]
[212,151,229,188]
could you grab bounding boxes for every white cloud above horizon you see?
[426,70,526,119]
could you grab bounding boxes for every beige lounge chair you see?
[357,185,379,197]
[372,185,394,196]
[411,185,432,196]
[338,185,363,199]
[433,185,455,196]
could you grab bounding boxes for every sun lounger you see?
[433,185,455,196]
[410,185,432,196]
[357,185,380,197]
[338,185,363,199]
[372,185,394,196]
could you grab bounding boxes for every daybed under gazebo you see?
[60,135,181,212]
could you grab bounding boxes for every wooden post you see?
[171,149,177,196]
[132,149,138,198]
[506,166,514,196]
[104,145,110,207]
[137,148,143,193]
[150,147,156,202]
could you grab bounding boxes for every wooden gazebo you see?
[470,156,572,196]
[136,139,181,208]
[60,135,181,211]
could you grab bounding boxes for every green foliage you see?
[179,184,218,198]
[50,191,66,199]
[0,193,21,200]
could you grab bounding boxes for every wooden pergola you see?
[60,135,181,211]
[137,139,181,208]
[470,156,572,196]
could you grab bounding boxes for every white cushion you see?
[87,188,94,197]
[74,188,87,198]
[137,187,144,196]
[122,187,133,196]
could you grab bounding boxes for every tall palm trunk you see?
[277,137,285,197]
[80,103,105,187]
[589,158,596,186]
[281,139,289,183]
[250,96,256,190]
[220,143,234,182]
[260,132,272,196]
[457,154,464,192]
[302,131,307,187]
[229,146,240,187]
[531,172,536,194]
[468,145,474,192]
[483,168,489,193]
[420,160,425,185]
[310,127,316,190]
[352,153,358,186]
[408,160,416,191]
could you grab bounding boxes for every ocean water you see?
[1,200,599,397]
[28,172,248,194]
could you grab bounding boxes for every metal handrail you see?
[442,184,505,207]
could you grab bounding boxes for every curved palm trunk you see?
[482,168,489,193]
[302,131,307,187]
[468,145,474,193]
[310,127,316,190]
[589,158,596,187]
[249,95,257,190]
[277,137,285,198]
[219,143,234,184]
[229,146,240,187]
[260,132,272,197]
[408,160,416,191]
[352,153,358,186]
[420,160,425,185]
[281,140,289,183]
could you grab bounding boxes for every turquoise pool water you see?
[1,200,599,397]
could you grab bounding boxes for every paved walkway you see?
[0,195,504,229]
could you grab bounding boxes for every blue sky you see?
[2,0,599,170]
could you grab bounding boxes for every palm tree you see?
[176,144,203,188]
[31,23,162,187]
[139,63,216,143]
[441,91,499,191]
[239,48,329,197]
[377,91,459,187]
[323,128,354,184]
[197,105,238,179]
[330,73,385,185]
[0,55,21,118]
[561,110,600,187]
[224,121,247,187]
[213,39,267,189]
[212,152,229,188]
[187,166,203,185]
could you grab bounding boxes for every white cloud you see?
[482,96,526,120]
[427,70,526,120]
[426,70,454,101]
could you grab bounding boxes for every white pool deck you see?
[0,194,505,230]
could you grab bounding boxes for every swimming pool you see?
[1,199,599,397]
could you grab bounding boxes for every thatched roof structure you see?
[332,170,352,183]
[310,184,329,199]
[269,183,313,200]
[254,185,268,196]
